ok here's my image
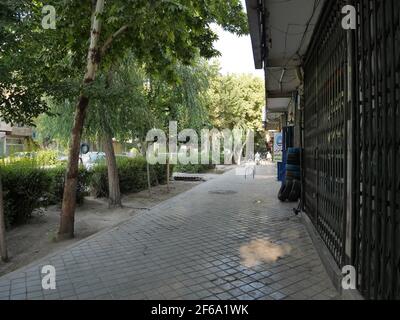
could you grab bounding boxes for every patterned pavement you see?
[0,164,339,300]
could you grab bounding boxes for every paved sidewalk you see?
[0,164,339,300]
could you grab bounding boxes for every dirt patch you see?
[0,180,201,277]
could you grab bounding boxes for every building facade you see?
[246,0,400,299]
[0,121,33,157]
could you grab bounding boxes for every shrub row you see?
[46,166,90,206]
[36,150,63,166]
[173,163,216,174]
[0,162,89,228]
[0,156,170,228]
[1,163,52,227]
[4,150,65,167]
[89,157,170,198]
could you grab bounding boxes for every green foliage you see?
[149,59,216,132]
[35,56,151,147]
[86,57,151,143]
[173,152,217,173]
[0,162,52,227]
[0,1,54,125]
[36,56,215,152]
[3,150,66,166]
[153,163,170,185]
[89,156,169,198]
[174,163,215,174]
[205,73,265,131]
[2,154,36,165]
[46,165,90,206]
[1,0,248,126]
[36,150,60,166]
[0,161,89,227]
[35,99,76,147]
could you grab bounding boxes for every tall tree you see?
[88,59,150,207]
[205,73,265,132]
[3,0,248,238]
[204,72,266,162]
[36,57,150,207]
[58,0,105,238]
[0,0,53,261]
[59,0,247,238]
[148,59,215,187]
[0,0,50,125]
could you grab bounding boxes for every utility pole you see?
[0,132,8,262]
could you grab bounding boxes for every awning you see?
[246,0,326,113]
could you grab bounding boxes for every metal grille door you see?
[303,0,348,266]
[352,0,400,300]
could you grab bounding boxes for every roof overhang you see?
[246,0,326,113]
[267,97,292,113]
[245,0,264,70]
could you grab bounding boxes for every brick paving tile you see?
[0,164,339,300]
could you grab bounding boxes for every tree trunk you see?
[166,158,170,192]
[102,66,122,207]
[0,174,8,262]
[58,96,89,239]
[147,162,152,197]
[103,132,122,208]
[58,0,105,240]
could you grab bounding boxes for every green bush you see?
[89,156,170,198]
[1,162,52,227]
[45,165,90,206]
[0,155,171,226]
[36,150,60,166]
[153,163,170,184]
[173,152,219,173]
[0,162,90,228]
[2,155,36,165]
[118,157,148,194]
[3,150,66,167]
[174,163,215,174]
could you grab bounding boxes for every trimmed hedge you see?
[1,163,52,226]
[0,156,170,227]
[36,150,60,166]
[173,152,221,174]
[46,165,90,206]
[174,163,216,174]
[4,150,65,167]
[0,162,89,228]
[89,157,170,198]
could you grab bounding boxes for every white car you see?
[80,152,106,170]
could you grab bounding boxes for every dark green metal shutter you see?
[303,0,348,267]
[352,0,400,300]
[303,0,399,300]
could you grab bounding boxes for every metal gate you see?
[303,0,399,299]
[303,0,348,266]
[351,0,400,300]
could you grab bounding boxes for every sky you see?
[212,1,264,79]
